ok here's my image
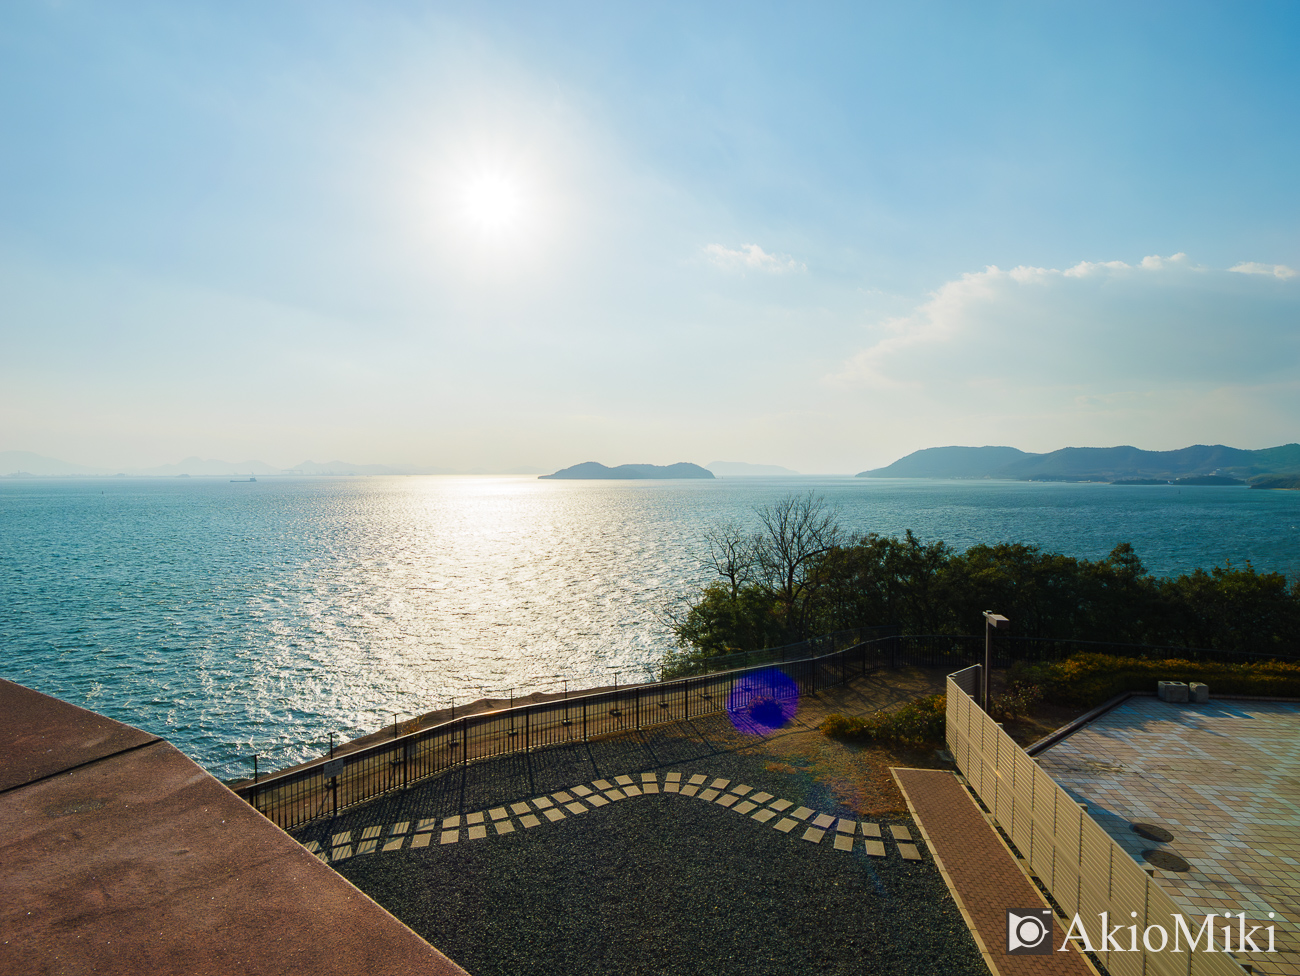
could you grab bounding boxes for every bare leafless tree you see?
[751,492,842,636]
[703,521,757,600]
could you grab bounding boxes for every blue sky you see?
[2,1,1297,472]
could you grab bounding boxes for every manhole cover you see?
[1132,822,1174,842]
[1142,849,1191,872]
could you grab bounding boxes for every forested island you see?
[540,461,714,480]
[858,443,1300,486]
[665,494,1300,675]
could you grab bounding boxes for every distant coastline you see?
[857,443,1300,489]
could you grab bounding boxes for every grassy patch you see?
[821,693,947,748]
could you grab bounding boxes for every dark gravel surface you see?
[297,718,987,976]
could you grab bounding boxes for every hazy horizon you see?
[3,3,1298,472]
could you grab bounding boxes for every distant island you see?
[858,443,1300,488]
[540,461,715,480]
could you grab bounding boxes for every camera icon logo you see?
[1006,909,1054,954]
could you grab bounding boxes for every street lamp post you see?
[983,611,1009,711]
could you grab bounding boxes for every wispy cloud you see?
[826,253,1300,452]
[703,243,806,274]
[1229,261,1298,279]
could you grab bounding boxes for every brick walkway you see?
[893,768,1094,976]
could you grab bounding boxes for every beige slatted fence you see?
[945,667,1245,976]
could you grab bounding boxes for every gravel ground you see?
[299,707,987,976]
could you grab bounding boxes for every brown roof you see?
[0,678,470,976]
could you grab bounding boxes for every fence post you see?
[525,707,530,753]
[462,717,467,766]
[582,698,587,741]
[635,686,641,729]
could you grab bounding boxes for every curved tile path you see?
[301,770,924,864]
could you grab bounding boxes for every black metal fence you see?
[234,630,1295,830]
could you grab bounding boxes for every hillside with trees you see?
[669,494,1300,667]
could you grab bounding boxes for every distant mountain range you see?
[858,444,1300,485]
[540,461,715,480]
[706,461,801,477]
[0,451,542,478]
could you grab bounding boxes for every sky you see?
[2,1,1298,474]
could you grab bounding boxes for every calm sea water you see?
[3,475,1298,779]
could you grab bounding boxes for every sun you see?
[459,172,525,237]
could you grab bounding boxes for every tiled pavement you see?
[1036,697,1300,976]
[300,769,924,865]
[894,768,1095,976]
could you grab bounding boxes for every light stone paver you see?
[544,808,565,822]
[416,818,437,831]
[812,813,835,829]
[553,791,573,803]
[332,845,351,860]
[588,795,610,808]
[303,840,320,853]
[440,830,458,845]
[624,784,642,797]
[489,807,508,820]
[770,799,792,812]
[700,789,719,801]
[641,773,657,783]
[864,840,886,857]
[664,782,679,793]
[466,825,487,840]
[520,814,541,828]
[665,772,681,782]
[753,809,777,824]
[443,816,461,829]
[889,825,912,842]
[732,785,752,796]
[495,820,514,835]
[802,827,825,844]
[356,839,377,855]
[361,825,382,840]
[411,833,431,848]
[332,831,351,846]
[392,822,409,835]
[775,817,798,833]
[710,779,730,790]
[510,802,530,816]
[834,834,854,852]
[605,789,626,801]
[315,850,329,862]
[862,823,881,838]
[716,794,738,808]
[643,783,659,794]
[688,774,707,786]
[566,802,587,815]
[898,843,921,860]
[593,779,613,791]
[836,819,855,834]
[466,812,484,825]
[532,797,554,809]
[615,775,634,786]
[751,792,773,804]
[734,800,757,815]
[1036,697,1300,976]
[791,806,814,821]
[681,785,698,797]
[571,785,592,797]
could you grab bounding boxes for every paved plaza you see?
[1037,696,1300,976]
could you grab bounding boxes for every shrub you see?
[821,693,947,748]
[1010,653,1300,707]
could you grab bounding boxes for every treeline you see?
[672,494,1300,659]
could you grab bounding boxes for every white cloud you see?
[1229,261,1298,279]
[703,242,806,274]
[828,253,1300,454]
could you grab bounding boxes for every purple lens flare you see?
[726,668,799,735]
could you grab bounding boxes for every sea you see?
[3,475,1298,780]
